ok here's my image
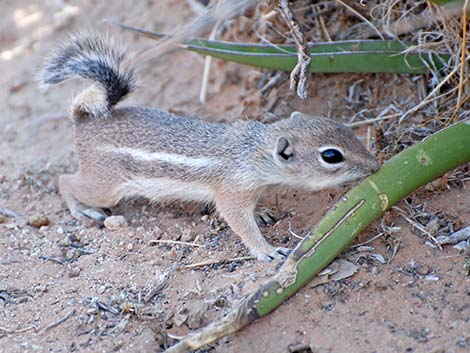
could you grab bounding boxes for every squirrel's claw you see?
[255,207,278,226]
[255,246,291,262]
[79,208,107,225]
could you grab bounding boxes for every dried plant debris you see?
[393,199,461,246]
[308,259,359,288]
[447,164,470,187]
[434,226,470,252]
[221,0,470,135]
[126,0,470,131]
[275,0,312,98]
[398,259,440,281]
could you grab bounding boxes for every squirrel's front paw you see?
[254,246,291,262]
[255,207,278,226]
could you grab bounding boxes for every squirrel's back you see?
[40,31,135,119]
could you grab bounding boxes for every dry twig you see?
[435,226,470,245]
[0,325,36,335]
[454,0,470,118]
[392,206,442,249]
[144,277,169,303]
[125,0,261,65]
[184,256,254,269]
[347,113,402,127]
[400,56,470,122]
[42,309,76,333]
[148,239,203,248]
[199,0,222,104]
[336,0,384,39]
[0,207,22,219]
[276,0,311,99]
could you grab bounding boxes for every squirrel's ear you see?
[273,136,295,164]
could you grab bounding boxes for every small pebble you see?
[457,336,469,348]
[417,265,431,276]
[65,249,79,260]
[104,215,128,230]
[173,311,188,327]
[9,79,26,93]
[68,267,81,278]
[214,295,227,308]
[166,249,178,261]
[180,229,194,242]
[4,223,17,229]
[28,215,50,228]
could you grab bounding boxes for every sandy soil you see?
[1,1,470,353]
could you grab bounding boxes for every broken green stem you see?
[256,120,470,315]
[164,120,470,353]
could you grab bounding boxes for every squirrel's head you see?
[268,112,379,190]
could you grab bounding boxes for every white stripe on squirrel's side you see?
[101,146,218,169]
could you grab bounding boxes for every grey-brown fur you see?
[41,32,379,262]
[40,31,135,117]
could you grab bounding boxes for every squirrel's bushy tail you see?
[40,31,135,119]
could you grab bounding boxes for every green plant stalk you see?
[185,39,450,74]
[115,23,450,75]
[257,120,470,314]
[164,120,470,353]
[187,38,414,53]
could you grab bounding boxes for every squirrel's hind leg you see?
[58,174,109,226]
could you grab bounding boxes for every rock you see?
[68,267,81,278]
[28,215,50,228]
[180,229,195,242]
[65,249,80,260]
[173,309,188,327]
[187,302,211,329]
[104,215,128,230]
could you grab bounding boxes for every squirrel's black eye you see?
[321,148,344,164]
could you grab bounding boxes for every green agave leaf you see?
[185,39,451,74]
[187,38,412,53]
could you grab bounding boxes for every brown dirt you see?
[1,1,470,353]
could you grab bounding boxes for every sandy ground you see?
[1,1,470,353]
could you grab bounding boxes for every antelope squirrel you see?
[40,32,379,262]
